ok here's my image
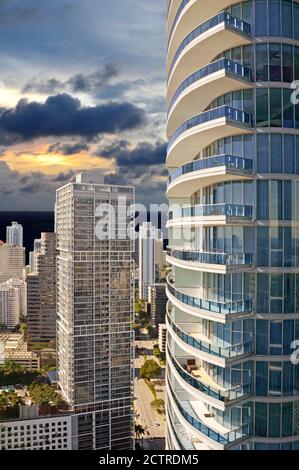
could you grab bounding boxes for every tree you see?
[2,360,23,376]
[135,423,146,440]
[153,345,161,358]
[146,323,154,336]
[151,399,165,414]
[18,323,28,338]
[0,361,41,387]
[131,322,140,332]
[28,383,66,407]
[2,390,22,408]
[140,360,161,380]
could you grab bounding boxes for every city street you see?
[134,339,166,450]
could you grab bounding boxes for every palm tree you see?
[135,423,146,440]
[2,360,23,376]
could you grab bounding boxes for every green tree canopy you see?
[140,360,161,380]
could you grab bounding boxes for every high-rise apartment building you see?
[6,221,23,248]
[139,223,163,300]
[166,0,299,450]
[29,238,42,273]
[148,283,168,328]
[26,233,57,345]
[55,172,135,450]
[0,279,27,328]
[0,243,25,283]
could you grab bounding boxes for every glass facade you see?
[56,182,134,450]
[166,0,299,451]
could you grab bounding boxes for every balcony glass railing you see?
[168,11,251,80]
[169,203,253,220]
[168,58,252,116]
[168,154,253,186]
[167,310,253,359]
[166,275,252,315]
[167,247,253,266]
[167,347,252,402]
[166,412,196,450]
[168,382,251,445]
[168,106,253,151]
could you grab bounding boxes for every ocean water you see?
[0,211,167,264]
[0,212,54,262]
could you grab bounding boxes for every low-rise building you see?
[0,332,40,370]
[0,413,73,450]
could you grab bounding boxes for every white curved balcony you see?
[167,410,211,450]
[168,203,253,228]
[167,154,253,198]
[166,308,253,366]
[167,0,245,52]
[167,247,253,266]
[167,347,252,408]
[166,247,253,274]
[169,203,253,219]
[166,106,253,169]
[167,380,251,448]
[167,59,252,136]
[167,12,252,100]
[166,275,252,322]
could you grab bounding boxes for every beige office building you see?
[0,243,25,283]
[26,233,57,345]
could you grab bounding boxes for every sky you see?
[0,0,167,211]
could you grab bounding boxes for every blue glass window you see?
[283,320,294,355]
[256,361,268,395]
[271,134,282,173]
[255,0,268,36]
[256,320,269,354]
[284,135,295,174]
[282,402,293,437]
[270,88,282,127]
[284,274,295,313]
[283,88,294,128]
[283,362,294,395]
[269,367,282,395]
[256,89,269,127]
[269,403,281,437]
[269,43,281,81]
[282,0,293,38]
[283,44,293,82]
[255,403,267,436]
[257,181,269,219]
[257,227,269,266]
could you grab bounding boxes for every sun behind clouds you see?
[3,143,114,175]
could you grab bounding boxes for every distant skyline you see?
[0,0,166,210]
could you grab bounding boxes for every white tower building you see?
[139,223,164,300]
[6,222,23,248]
[55,172,135,450]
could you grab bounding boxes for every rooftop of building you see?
[0,332,39,361]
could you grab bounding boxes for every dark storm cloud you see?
[48,141,89,155]
[0,94,146,143]
[22,78,63,95]
[22,64,120,95]
[0,162,80,210]
[95,138,168,206]
[52,170,77,182]
[96,140,167,168]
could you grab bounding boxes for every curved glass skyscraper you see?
[166,0,299,450]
